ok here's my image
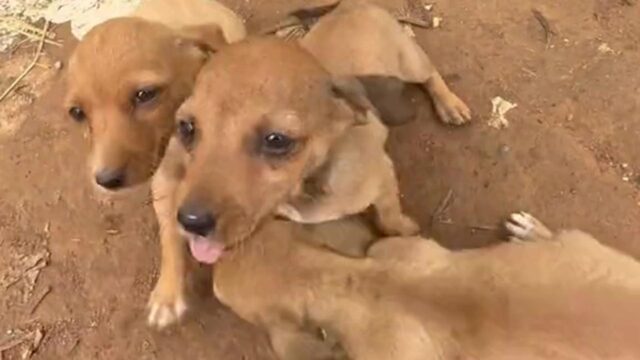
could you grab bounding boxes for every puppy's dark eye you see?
[68,106,86,122]
[261,132,295,157]
[133,87,159,106]
[177,118,196,147]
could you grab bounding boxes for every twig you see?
[430,189,454,227]
[532,8,556,47]
[438,219,498,232]
[28,286,52,314]
[397,16,432,29]
[0,20,49,103]
[0,330,31,353]
[0,337,25,352]
[0,17,61,46]
[469,224,499,232]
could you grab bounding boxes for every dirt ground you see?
[1,0,639,359]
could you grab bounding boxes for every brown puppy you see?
[64,10,240,327]
[65,5,241,190]
[209,211,640,359]
[275,0,471,234]
[172,37,382,262]
[65,18,214,189]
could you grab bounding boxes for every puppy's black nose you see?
[177,204,216,237]
[95,168,126,190]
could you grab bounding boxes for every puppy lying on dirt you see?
[64,3,243,327]
[208,211,640,359]
[301,0,471,126]
[276,0,471,234]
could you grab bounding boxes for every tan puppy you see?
[275,0,471,234]
[171,37,384,263]
[65,1,243,191]
[209,211,640,360]
[64,2,244,327]
[300,0,471,125]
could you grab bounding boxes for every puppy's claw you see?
[147,291,187,329]
[505,212,552,242]
[434,93,472,126]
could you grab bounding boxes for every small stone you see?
[598,43,615,54]
[498,144,510,157]
[621,163,629,169]
[54,61,63,70]
[622,176,630,182]
[432,17,443,28]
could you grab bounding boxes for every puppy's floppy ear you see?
[330,76,376,125]
[177,24,228,56]
[355,75,421,127]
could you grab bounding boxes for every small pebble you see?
[54,61,63,70]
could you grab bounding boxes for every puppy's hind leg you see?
[505,211,553,242]
[270,327,348,360]
[371,161,419,236]
[394,31,471,125]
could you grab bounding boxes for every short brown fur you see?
[210,212,640,359]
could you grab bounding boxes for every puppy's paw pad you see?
[434,93,472,126]
[505,212,552,241]
[147,292,187,329]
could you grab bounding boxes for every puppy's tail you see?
[259,1,341,35]
[288,1,341,25]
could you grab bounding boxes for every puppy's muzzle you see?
[95,168,126,190]
[177,203,217,237]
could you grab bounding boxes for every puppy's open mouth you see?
[186,234,226,264]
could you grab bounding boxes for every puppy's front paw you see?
[505,212,553,242]
[147,282,187,329]
[397,216,420,236]
[433,92,472,126]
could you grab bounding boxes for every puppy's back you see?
[132,0,246,42]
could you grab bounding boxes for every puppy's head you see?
[65,17,226,191]
[172,38,375,263]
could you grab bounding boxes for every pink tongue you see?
[188,237,225,264]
